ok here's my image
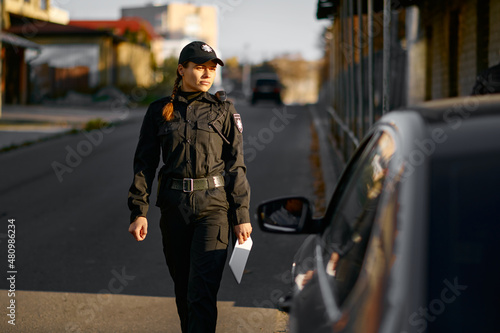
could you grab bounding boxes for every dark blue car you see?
[251,75,283,105]
[258,95,500,332]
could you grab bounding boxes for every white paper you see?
[228,237,253,284]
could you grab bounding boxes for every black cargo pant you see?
[159,187,230,333]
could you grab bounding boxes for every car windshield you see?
[428,153,500,331]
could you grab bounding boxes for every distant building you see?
[69,18,160,47]
[70,18,159,86]
[317,0,500,161]
[7,18,155,102]
[269,55,321,105]
[121,2,218,64]
[8,22,119,101]
[3,0,69,26]
[1,0,70,105]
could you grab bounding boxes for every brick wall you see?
[429,7,448,100]
[406,0,500,102]
[405,6,426,105]
[458,0,477,96]
[489,0,500,66]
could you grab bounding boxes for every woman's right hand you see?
[129,216,148,241]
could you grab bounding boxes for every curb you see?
[0,108,145,153]
[308,105,344,201]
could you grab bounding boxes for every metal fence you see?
[323,0,407,163]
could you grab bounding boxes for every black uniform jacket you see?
[128,92,251,225]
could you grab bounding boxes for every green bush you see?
[84,118,110,131]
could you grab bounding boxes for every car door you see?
[290,127,401,333]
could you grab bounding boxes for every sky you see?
[54,0,330,64]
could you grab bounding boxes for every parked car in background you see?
[251,74,282,105]
[257,95,500,332]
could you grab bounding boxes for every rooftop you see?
[69,17,160,41]
[7,19,114,38]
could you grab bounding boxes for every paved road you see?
[0,102,321,332]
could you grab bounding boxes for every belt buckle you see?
[213,176,223,187]
[183,178,194,192]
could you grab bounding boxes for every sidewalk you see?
[0,104,145,151]
[1,290,288,333]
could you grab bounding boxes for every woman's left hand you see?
[234,223,252,244]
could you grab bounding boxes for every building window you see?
[184,14,201,39]
[40,0,48,9]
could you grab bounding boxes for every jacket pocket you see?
[158,121,181,135]
[157,121,182,154]
[195,121,213,154]
[196,121,223,156]
[216,224,229,249]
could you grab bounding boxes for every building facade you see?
[406,0,500,104]
[121,2,218,64]
[1,0,70,105]
[69,18,157,90]
[317,0,500,160]
[8,22,119,101]
[3,0,69,27]
[9,19,155,101]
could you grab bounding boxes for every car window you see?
[320,131,396,305]
[428,153,500,332]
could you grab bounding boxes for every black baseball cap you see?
[178,41,225,66]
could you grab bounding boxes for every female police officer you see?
[127,41,252,332]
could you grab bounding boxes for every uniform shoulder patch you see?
[233,114,243,133]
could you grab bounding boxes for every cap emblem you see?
[201,44,213,53]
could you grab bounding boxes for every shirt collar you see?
[174,91,218,104]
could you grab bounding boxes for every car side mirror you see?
[257,197,319,233]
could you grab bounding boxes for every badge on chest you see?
[233,114,243,133]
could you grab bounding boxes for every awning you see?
[0,31,40,50]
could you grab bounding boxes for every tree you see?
[162,56,179,87]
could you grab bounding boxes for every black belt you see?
[170,175,224,192]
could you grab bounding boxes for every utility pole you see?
[357,0,364,139]
[367,0,374,127]
[382,0,391,114]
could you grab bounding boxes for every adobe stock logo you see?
[407,277,467,332]
[213,0,244,20]
[65,267,136,332]
[243,107,297,162]
[52,127,114,182]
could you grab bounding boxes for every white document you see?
[228,237,253,284]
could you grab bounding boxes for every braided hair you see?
[162,62,188,121]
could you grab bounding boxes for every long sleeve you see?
[127,105,161,223]
[222,102,251,225]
